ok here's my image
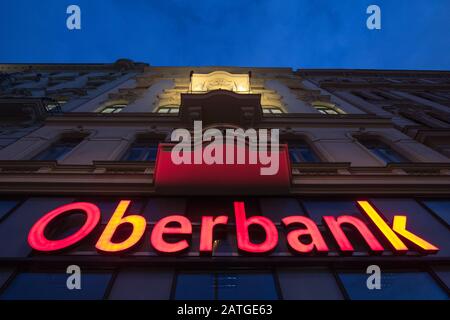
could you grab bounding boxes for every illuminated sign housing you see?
[27,200,439,255]
[154,143,292,195]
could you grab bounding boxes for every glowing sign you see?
[95,200,146,253]
[28,200,439,255]
[28,202,100,252]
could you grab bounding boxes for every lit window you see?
[288,141,320,163]
[358,138,407,163]
[338,270,448,300]
[32,137,84,161]
[313,103,343,115]
[157,107,179,114]
[262,106,284,114]
[122,139,159,161]
[46,100,66,112]
[101,104,126,114]
[175,272,279,300]
[0,271,112,300]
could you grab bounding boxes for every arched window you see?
[101,104,126,114]
[312,102,344,115]
[157,105,179,114]
[262,106,284,114]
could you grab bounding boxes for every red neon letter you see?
[282,216,329,253]
[28,202,100,252]
[95,200,146,253]
[234,201,278,253]
[151,215,192,253]
[199,216,229,254]
[323,216,384,252]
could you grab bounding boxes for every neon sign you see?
[27,200,439,255]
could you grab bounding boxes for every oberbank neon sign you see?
[28,200,438,255]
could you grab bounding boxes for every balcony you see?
[0,98,62,124]
[179,89,263,127]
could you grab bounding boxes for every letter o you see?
[28,202,100,252]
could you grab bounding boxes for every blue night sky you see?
[1,0,449,70]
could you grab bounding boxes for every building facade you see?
[0,60,449,300]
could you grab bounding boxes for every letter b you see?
[234,202,278,253]
[96,200,146,253]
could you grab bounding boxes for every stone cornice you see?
[296,69,450,77]
[0,59,148,73]
[0,161,449,195]
[43,112,394,128]
[318,82,450,90]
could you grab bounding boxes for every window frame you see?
[120,135,165,162]
[312,102,344,115]
[355,135,410,164]
[31,134,87,162]
[100,104,127,114]
[285,139,322,163]
[172,269,281,300]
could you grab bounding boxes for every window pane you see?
[0,272,112,300]
[143,146,158,161]
[302,200,365,224]
[33,142,78,161]
[123,142,159,161]
[0,200,19,220]
[175,272,279,300]
[278,268,344,300]
[175,273,215,300]
[217,273,278,300]
[373,147,405,163]
[124,147,145,161]
[359,139,406,163]
[101,107,113,113]
[338,271,448,300]
[289,143,319,163]
[422,200,450,226]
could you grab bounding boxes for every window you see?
[175,271,279,300]
[358,138,407,163]
[421,200,450,226]
[424,136,450,158]
[287,141,320,163]
[0,199,20,221]
[278,267,344,300]
[313,103,344,114]
[338,270,448,300]
[32,136,84,161]
[101,104,126,114]
[157,106,179,114]
[262,106,283,114]
[122,138,159,161]
[46,100,66,112]
[0,271,112,300]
